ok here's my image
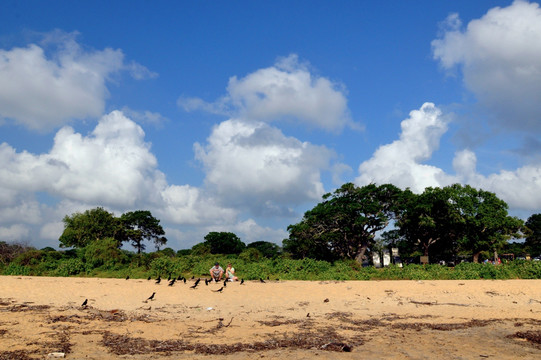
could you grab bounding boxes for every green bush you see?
[149,256,175,277]
[3,263,31,275]
[53,258,85,277]
[84,237,125,270]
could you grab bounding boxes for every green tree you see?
[525,214,541,256]
[246,241,282,258]
[285,183,404,264]
[396,187,460,261]
[59,207,124,248]
[191,242,211,255]
[203,232,246,254]
[448,184,524,263]
[120,210,167,253]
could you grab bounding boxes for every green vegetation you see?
[1,242,541,280]
[1,183,541,280]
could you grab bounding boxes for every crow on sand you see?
[190,278,201,289]
[125,275,129,280]
[146,292,156,301]
[81,299,88,307]
[168,279,176,286]
[240,279,244,285]
[155,277,161,284]
[259,278,266,283]
[213,287,224,293]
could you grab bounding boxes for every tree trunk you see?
[355,244,368,265]
[473,252,481,263]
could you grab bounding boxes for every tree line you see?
[284,183,541,264]
[49,182,541,265]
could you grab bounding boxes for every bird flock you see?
[80,275,278,308]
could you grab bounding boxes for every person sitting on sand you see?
[209,262,224,282]
[225,263,238,282]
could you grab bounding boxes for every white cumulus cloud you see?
[179,54,357,132]
[432,0,541,133]
[0,31,155,131]
[0,224,30,242]
[355,103,455,193]
[195,118,334,215]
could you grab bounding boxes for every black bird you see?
[259,278,266,283]
[205,279,209,286]
[183,277,187,284]
[306,313,310,317]
[191,276,195,279]
[177,275,182,281]
[167,274,171,281]
[223,279,227,287]
[240,279,244,285]
[81,299,88,307]
[125,275,130,280]
[147,276,151,281]
[168,279,176,286]
[146,292,156,301]
[267,276,270,280]
[190,282,199,289]
[155,277,161,284]
[213,287,224,293]
[194,278,201,286]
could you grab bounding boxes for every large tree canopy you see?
[59,207,125,248]
[202,232,246,254]
[284,183,404,264]
[395,184,523,263]
[59,208,167,252]
[396,186,460,259]
[449,184,524,262]
[120,210,167,253]
[246,241,282,258]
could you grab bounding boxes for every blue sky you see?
[1,0,541,250]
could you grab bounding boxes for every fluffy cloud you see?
[452,150,541,210]
[0,111,164,207]
[355,103,455,193]
[0,31,155,131]
[0,224,30,242]
[232,219,288,245]
[159,184,238,225]
[0,111,241,236]
[194,118,333,215]
[179,54,356,132]
[432,0,541,133]
[355,102,541,212]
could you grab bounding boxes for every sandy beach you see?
[1,276,540,359]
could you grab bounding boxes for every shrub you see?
[3,263,31,275]
[53,258,85,277]
[84,237,125,270]
[149,256,175,277]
